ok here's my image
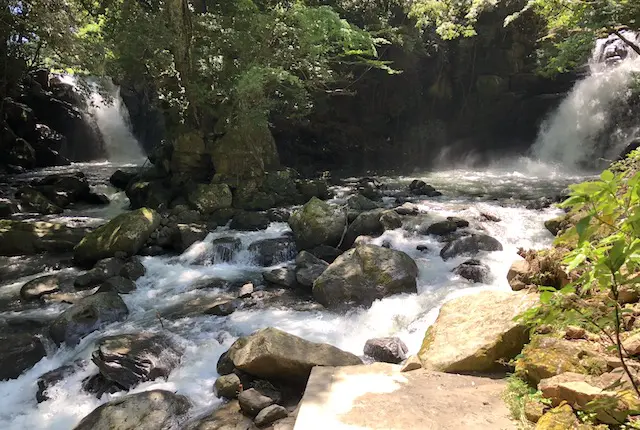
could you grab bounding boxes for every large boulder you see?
[313,244,418,309]
[0,333,46,380]
[0,220,89,256]
[288,197,346,250]
[92,333,183,390]
[225,327,362,384]
[248,236,297,266]
[295,251,328,288]
[20,275,61,300]
[418,291,538,372]
[16,187,62,214]
[126,180,174,210]
[110,169,136,190]
[342,209,385,249]
[263,267,298,288]
[49,292,129,346]
[173,223,208,252]
[188,183,233,214]
[73,390,191,430]
[440,234,503,260]
[74,208,161,265]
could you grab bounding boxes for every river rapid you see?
[0,158,592,429]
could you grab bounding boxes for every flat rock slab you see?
[294,363,515,430]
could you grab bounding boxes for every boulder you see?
[173,223,208,252]
[262,169,302,205]
[96,276,137,294]
[0,333,46,380]
[75,257,125,290]
[248,236,297,266]
[440,234,503,260]
[20,275,61,300]
[295,251,329,288]
[515,336,608,386]
[309,245,343,263]
[225,327,362,384]
[453,259,491,283]
[16,187,62,214]
[230,211,270,231]
[120,258,146,281]
[73,208,161,265]
[238,388,275,417]
[183,400,254,430]
[263,267,298,288]
[92,333,183,390]
[418,291,538,372]
[214,373,242,399]
[535,404,581,430]
[73,390,190,430]
[188,183,233,214]
[623,333,640,356]
[409,180,442,197]
[343,209,384,249]
[33,172,91,200]
[49,292,129,346]
[395,203,420,216]
[424,220,459,236]
[288,197,346,250]
[126,180,174,210]
[0,220,89,256]
[297,179,329,201]
[544,216,570,236]
[205,300,238,316]
[109,169,136,190]
[313,245,418,309]
[255,404,288,427]
[347,194,381,211]
[380,210,402,230]
[507,259,532,291]
[363,337,408,364]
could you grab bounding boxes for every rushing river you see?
[0,159,592,429]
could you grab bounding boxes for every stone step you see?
[294,363,515,430]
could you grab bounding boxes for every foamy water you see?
[0,163,581,429]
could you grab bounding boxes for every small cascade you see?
[531,30,640,169]
[88,79,147,164]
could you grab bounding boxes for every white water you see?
[0,161,586,429]
[532,31,640,168]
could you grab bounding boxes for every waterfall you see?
[88,79,147,164]
[531,31,640,169]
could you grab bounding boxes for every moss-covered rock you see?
[0,220,89,256]
[313,244,418,309]
[74,208,161,265]
[535,403,581,430]
[187,183,232,214]
[289,197,346,250]
[418,290,537,372]
[516,336,608,386]
[16,186,62,214]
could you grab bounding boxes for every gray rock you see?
[409,180,442,197]
[255,404,288,427]
[343,209,384,249]
[205,300,237,316]
[16,186,62,214]
[230,211,270,231]
[20,275,60,300]
[238,388,275,417]
[263,267,298,288]
[309,245,342,263]
[394,203,419,216]
[347,194,381,211]
[453,259,491,283]
[364,337,408,364]
[96,276,137,294]
[91,333,183,390]
[72,390,190,430]
[49,292,129,346]
[248,236,297,267]
[380,210,402,230]
[0,333,46,380]
[313,245,418,309]
[238,283,254,298]
[119,258,146,281]
[295,251,328,288]
[174,223,208,252]
[37,362,82,402]
[440,234,503,260]
[214,373,242,399]
[75,257,125,290]
[187,183,233,214]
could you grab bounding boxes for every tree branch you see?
[612,29,640,57]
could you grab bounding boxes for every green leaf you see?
[575,216,593,243]
[540,291,554,304]
[600,169,615,182]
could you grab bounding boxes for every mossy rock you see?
[74,208,161,265]
[516,336,608,386]
[289,197,346,250]
[0,219,88,256]
[188,183,233,214]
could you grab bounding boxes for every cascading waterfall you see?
[531,31,640,169]
[88,79,147,164]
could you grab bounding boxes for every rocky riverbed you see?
[0,160,588,429]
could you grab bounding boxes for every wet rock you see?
[74,208,161,265]
[0,333,46,380]
[109,169,136,190]
[364,337,408,364]
[16,187,63,214]
[255,404,288,427]
[49,292,129,346]
[139,245,165,256]
[453,259,491,283]
[20,275,61,300]
[409,180,442,197]
[526,197,555,210]
[347,194,381,211]
[214,373,242,399]
[92,333,183,390]
[96,276,137,294]
[173,223,208,252]
[295,251,328,289]
[380,210,402,230]
[267,208,291,223]
[217,350,235,376]
[0,198,19,218]
[37,363,82,402]
[230,211,270,231]
[225,327,362,384]
[73,390,191,430]
[424,220,458,236]
[297,179,329,201]
[440,234,503,260]
[0,220,89,256]
[289,197,347,250]
[74,257,124,290]
[248,236,297,266]
[419,291,538,372]
[343,209,384,249]
[206,237,242,263]
[480,212,501,222]
[544,216,569,236]
[395,202,420,216]
[188,183,233,214]
[120,258,146,281]
[416,244,430,252]
[205,300,238,316]
[126,180,174,210]
[263,267,298,288]
[313,245,418,309]
[238,388,275,417]
[238,283,254,298]
[309,245,342,263]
